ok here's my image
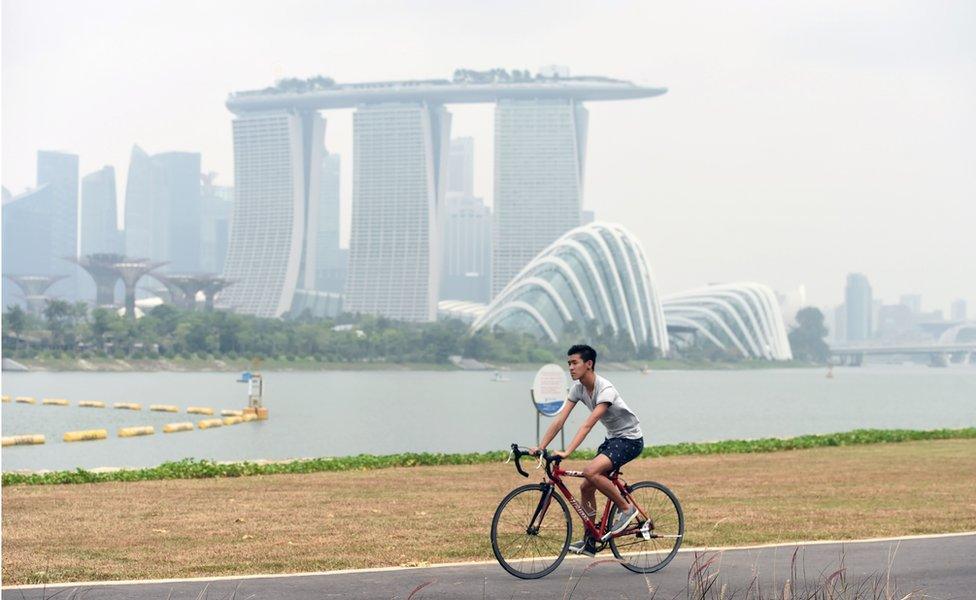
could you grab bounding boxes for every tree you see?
[43,299,76,350]
[788,307,830,363]
[3,305,28,349]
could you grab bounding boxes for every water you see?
[2,366,974,472]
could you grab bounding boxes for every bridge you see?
[830,342,976,366]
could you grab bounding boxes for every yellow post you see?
[118,426,155,438]
[2,434,45,446]
[163,422,194,433]
[63,429,108,442]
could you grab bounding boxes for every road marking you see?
[5,530,974,590]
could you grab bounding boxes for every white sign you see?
[532,363,567,417]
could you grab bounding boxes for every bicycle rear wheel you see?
[609,481,684,573]
[490,483,572,579]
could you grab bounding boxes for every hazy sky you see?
[3,0,974,313]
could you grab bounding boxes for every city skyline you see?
[3,1,974,311]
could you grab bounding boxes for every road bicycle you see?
[490,443,684,579]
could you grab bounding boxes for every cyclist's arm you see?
[561,402,608,456]
[533,400,576,453]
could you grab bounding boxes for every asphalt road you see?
[4,533,974,600]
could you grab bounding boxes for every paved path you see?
[4,533,974,599]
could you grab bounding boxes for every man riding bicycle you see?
[531,344,645,557]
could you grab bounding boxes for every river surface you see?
[2,366,974,471]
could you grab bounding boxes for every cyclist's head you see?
[567,344,597,376]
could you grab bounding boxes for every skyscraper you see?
[219,111,323,317]
[123,146,202,272]
[446,136,474,196]
[200,179,233,274]
[899,294,922,314]
[315,152,343,293]
[950,299,967,321]
[37,151,80,298]
[344,103,451,322]
[845,273,873,341]
[2,186,58,308]
[81,166,123,255]
[492,99,587,297]
[441,195,491,303]
[440,137,490,303]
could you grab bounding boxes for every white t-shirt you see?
[568,374,643,440]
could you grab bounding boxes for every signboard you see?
[532,363,568,417]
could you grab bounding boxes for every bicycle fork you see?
[526,483,555,535]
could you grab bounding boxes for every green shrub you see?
[4,428,973,487]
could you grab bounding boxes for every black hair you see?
[567,344,597,369]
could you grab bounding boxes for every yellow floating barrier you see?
[222,415,244,426]
[15,396,36,404]
[42,398,69,406]
[197,418,223,429]
[1,395,11,403]
[63,429,108,443]
[2,434,45,447]
[241,413,258,422]
[78,400,106,408]
[118,426,154,438]
[113,402,142,410]
[163,422,194,433]
[221,409,243,417]
[150,404,179,413]
[187,406,214,415]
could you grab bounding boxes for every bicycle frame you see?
[532,462,650,541]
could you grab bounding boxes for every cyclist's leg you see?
[582,453,630,512]
[580,477,598,516]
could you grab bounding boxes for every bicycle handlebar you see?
[509,443,562,478]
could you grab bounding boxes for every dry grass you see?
[3,439,975,585]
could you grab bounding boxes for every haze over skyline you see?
[3,0,974,313]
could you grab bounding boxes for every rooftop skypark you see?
[226,68,666,112]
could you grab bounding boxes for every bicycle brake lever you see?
[504,452,512,464]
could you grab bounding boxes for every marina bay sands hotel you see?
[218,70,666,319]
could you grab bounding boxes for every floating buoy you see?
[150,404,179,413]
[1,395,11,403]
[163,422,194,433]
[15,396,35,404]
[2,434,45,446]
[78,400,106,408]
[222,415,244,426]
[187,406,214,415]
[113,402,142,410]
[221,409,243,417]
[197,418,223,429]
[118,426,155,438]
[63,429,108,442]
[244,407,269,420]
[42,398,69,406]
[241,413,258,422]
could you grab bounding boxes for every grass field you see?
[3,438,975,585]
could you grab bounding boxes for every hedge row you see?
[4,427,974,486]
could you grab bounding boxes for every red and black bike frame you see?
[512,444,647,541]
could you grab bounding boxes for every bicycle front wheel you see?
[609,481,684,573]
[490,483,572,579]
